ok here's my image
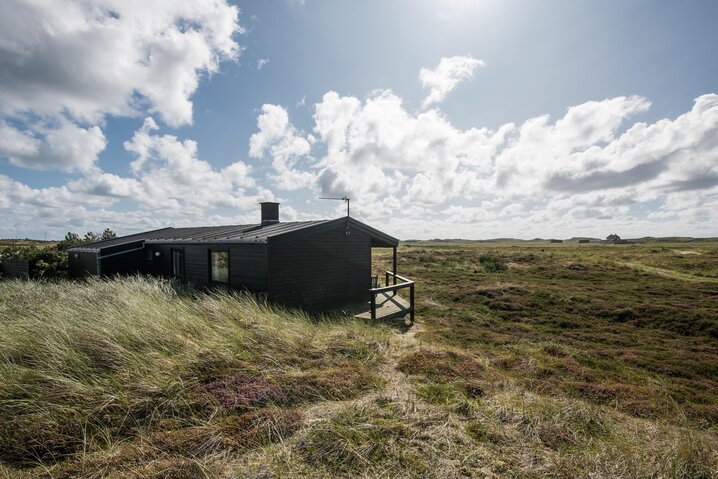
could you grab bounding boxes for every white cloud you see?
[0,121,40,158]
[0,0,242,173]
[0,0,242,128]
[257,58,270,70]
[0,121,106,172]
[5,89,715,240]
[240,90,718,239]
[0,118,273,238]
[119,117,264,214]
[249,104,315,190]
[420,55,485,107]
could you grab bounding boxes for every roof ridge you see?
[68,217,398,251]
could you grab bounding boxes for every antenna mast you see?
[319,196,351,235]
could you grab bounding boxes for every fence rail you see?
[369,270,415,322]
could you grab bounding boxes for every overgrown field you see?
[1,241,718,478]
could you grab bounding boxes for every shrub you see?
[0,246,68,279]
[479,253,507,273]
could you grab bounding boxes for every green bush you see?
[479,253,507,273]
[0,246,68,279]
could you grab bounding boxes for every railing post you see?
[409,282,415,323]
[370,292,376,321]
[385,271,389,289]
[392,247,397,295]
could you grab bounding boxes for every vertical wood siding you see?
[144,244,172,277]
[229,243,267,291]
[100,250,143,276]
[267,224,371,311]
[178,243,267,291]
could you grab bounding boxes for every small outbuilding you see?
[68,203,412,317]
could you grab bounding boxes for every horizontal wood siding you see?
[267,224,371,311]
[68,251,97,277]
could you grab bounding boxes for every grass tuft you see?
[0,276,389,473]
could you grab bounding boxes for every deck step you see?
[354,292,411,320]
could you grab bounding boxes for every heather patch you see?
[198,374,285,410]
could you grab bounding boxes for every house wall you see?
[68,251,98,278]
[99,242,144,276]
[144,244,172,277]
[67,222,376,313]
[144,242,268,291]
[267,223,371,311]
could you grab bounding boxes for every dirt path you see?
[377,320,422,402]
[303,319,422,424]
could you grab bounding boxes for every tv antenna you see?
[319,196,351,235]
[319,196,350,216]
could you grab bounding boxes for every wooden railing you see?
[369,271,415,322]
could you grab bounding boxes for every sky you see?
[1,0,717,240]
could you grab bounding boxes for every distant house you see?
[67,203,409,315]
[549,239,563,243]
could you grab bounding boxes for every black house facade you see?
[67,203,400,311]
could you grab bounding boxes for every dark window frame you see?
[171,248,185,278]
[208,249,230,284]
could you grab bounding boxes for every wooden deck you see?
[353,291,412,321]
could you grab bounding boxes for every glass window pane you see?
[172,250,184,276]
[211,251,229,283]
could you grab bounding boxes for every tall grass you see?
[3,240,718,478]
[0,276,389,474]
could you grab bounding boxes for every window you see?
[172,249,185,277]
[210,250,229,283]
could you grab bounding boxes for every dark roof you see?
[68,217,398,252]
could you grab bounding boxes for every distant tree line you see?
[0,228,117,279]
[58,228,117,248]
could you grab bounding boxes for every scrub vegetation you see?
[1,240,718,478]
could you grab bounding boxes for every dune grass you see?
[0,277,390,477]
[2,241,718,477]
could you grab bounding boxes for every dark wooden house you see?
[68,203,411,315]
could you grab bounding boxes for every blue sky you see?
[1,0,717,239]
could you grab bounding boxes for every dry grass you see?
[0,277,390,477]
[2,240,718,477]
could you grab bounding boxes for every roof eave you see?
[144,238,269,245]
